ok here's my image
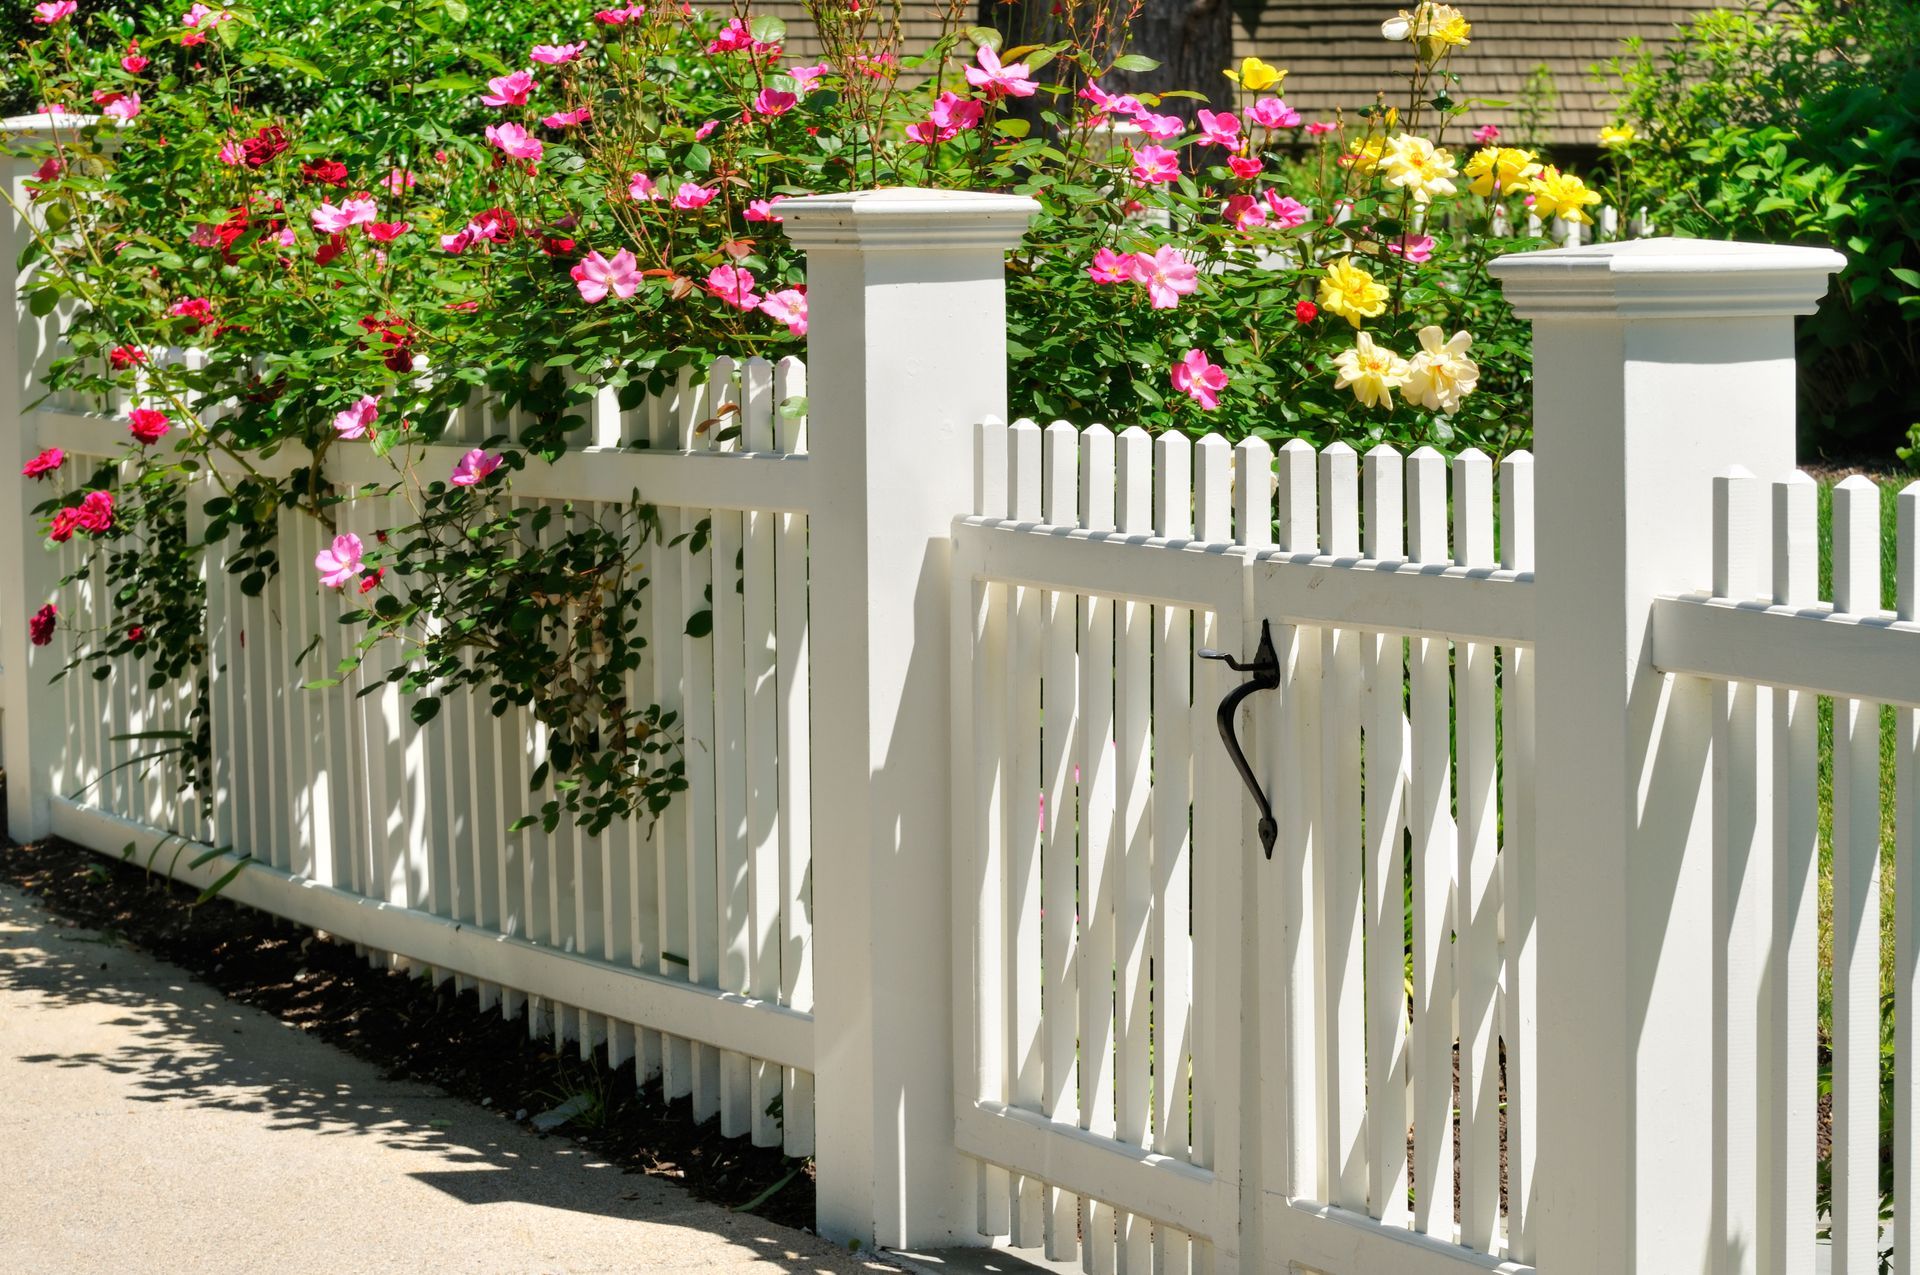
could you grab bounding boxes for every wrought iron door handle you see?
[1198,619,1281,859]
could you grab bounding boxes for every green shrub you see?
[1604,0,1920,465]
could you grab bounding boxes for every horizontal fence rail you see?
[14,344,820,1158]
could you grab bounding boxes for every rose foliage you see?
[6,0,1601,832]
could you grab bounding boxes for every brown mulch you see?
[0,835,816,1232]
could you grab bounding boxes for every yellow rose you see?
[1381,134,1459,203]
[1345,135,1387,174]
[1598,123,1636,148]
[1224,57,1285,91]
[1463,146,1542,198]
[1333,333,1411,410]
[1530,165,1603,224]
[1404,327,1479,415]
[1317,257,1391,329]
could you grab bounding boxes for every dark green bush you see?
[1605,0,1920,465]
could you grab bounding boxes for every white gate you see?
[949,420,1538,1273]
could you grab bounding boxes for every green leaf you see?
[411,697,442,726]
[685,609,713,638]
[1111,53,1160,72]
[748,14,786,45]
[193,855,253,906]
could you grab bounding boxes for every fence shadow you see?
[0,884,869,1272]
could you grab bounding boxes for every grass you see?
[1812,472,1912,1033]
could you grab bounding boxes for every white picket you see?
[1078,424,1123,1273]
[1040,420,1083,1265]
[773,357,814,1155]
[1452,450,1499,1251]
[1406,446,1455,1240]
[1499,450,1538,1261]
[1005,418,1046,1248]
[1898,483,1920,1275]
[1830,476,1883,1274]
[1361,443,1409,1228]
[1152,435,1199,1186]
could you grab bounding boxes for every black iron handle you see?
[1198,619,1281,859]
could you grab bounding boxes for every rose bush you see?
[6,0,1604,831]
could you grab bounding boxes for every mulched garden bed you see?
[0,835,816,1232]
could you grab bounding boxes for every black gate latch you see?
[1198,620,1281,859]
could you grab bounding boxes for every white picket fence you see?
[5,121,1918,1274]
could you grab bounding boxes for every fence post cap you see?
[778,187,1039,252]
[1487,236,1846,319]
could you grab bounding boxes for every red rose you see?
[29,604,56,647]
[1294,300,1318,323]
[300,159,350,187]
[22,447,65,479]
[108,345,146,369]
[127,408,170,444]
[240,126,288,168]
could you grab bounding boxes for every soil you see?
[0,836,817,1233]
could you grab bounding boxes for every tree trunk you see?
[974,0,1234,131]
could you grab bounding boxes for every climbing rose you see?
[1387,233,1436,263]
[127,408,170,445]
[1317,257,1391,328]
[1171,349,1228,410]
[1223,56,1284,91]
[1264,192,1310,228]
[706,265,762,311]
[789,63,829,93]
[365,221,410,243]
[1246,97,1302,130]
[240,126,288,167]
[672,183,716,210]
[382,169,416,195]
[29,604,56,647]
[1223,195,1266,230]
[312,197,376,233]
[1128,246,1198,310]
[481,70,537,108]
[753,88,798,117]
[543,107,591,128]
[182,3,230,29]
[1130,146,1180,184]
[1529,165,1602,224]
[1295,300,1318,323]
[1087,247,1131,284]
[744,197,786,222]
[1228,155,1263,180]
[314,533,364,588]
[485,123,543,162]
[1195,109,1240,148]
[571,248,640,303]
[108,345,145,369]
[100,93,141,122]
[1472,124,1501,144]
[628,173,660,202]
[965,44,1037,100]
[332,395,379,440]
[1131,111,1183,141]
[22,447,65,479]
[450,449,502,486]
[530,42,587,64]
[1079,81,1141,117]
[1305,121,1337,137]
[1334,332,1412,410]
[1404,327,1480,414]
[32,1,76,24]
[758,288,808,337]
[54,489,115,540]
[301,159,349,187]
[121,44,149,73]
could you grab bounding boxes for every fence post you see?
[779,188,1038,1250]
[1488,239,1843,1272]
[0,116,80,842]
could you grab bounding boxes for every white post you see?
[779,188,1038,1250]
[0,116,83,842]
[1488,239,1843,1273]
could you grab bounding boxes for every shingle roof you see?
[759,0,1722,149]
[1244,1,1717,146]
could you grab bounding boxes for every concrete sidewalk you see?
[0,883,895,1275]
